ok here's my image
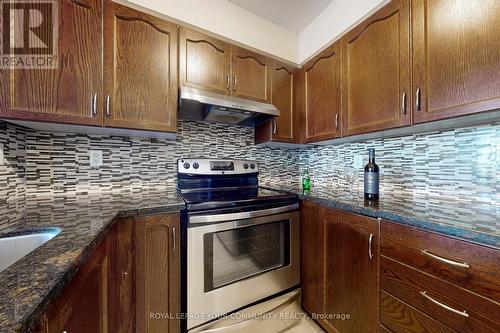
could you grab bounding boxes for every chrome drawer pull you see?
[420,291,469,318]
[421,250,470,268]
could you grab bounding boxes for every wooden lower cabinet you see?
[300,200,323,315]
[135,213,180,333]
[42,239,109,333]
[35,213,180,333]
[300,202,380,333]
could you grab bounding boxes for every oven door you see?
[187,207,300,330]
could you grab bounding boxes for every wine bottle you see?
[302,169,311,191]
[364,148,379,200]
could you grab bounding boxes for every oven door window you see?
[203,220,290,292]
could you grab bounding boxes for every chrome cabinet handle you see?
[420,291,469,318]
[401,92,407,115]
[105,95,111,117]
[90,93,97,117]
[226,74,230,90]
[272,119,277,135]
[172,227,176,253]
[233,76,237,92]
[368,233,374,259]
[420,250,469,268]
[335,113,339,129]
[415,88,421,111]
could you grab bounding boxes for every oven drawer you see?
[381,221,500,301]
[380,256,500,332]
[381,290,455,333]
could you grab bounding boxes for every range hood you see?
[178,86,279,127]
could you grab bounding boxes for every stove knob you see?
[243,163,249,169]
[183,162,190,169]
[193,162,199,169]
[250,163,256,169]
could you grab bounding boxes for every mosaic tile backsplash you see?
[0,122,26,231]
[0,119,499,234]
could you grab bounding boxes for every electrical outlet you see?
[354,155,363,169]
[0,143,4,165]
[89,150,103,168]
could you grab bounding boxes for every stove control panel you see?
[178,159,258,175]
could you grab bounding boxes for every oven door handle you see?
[189,203,299,224]
[192,290,300,333]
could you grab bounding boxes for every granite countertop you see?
[0,188,186,333]
[265,185,500,249]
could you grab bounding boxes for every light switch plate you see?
[0,143,4,165]
[89,150,103,168]
[354,155,363,169]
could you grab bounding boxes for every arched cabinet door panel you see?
[303,42,342,143]
[179,28,231,95]
[103,3,178,132]
[0,0,103,125]
[342,0,411,136]
[231,46,271,103]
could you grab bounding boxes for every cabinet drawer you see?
[381,290,454,333]
[381,256,500,332]
[381,221,500,301]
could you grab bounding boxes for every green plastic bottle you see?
[302,169,311,191]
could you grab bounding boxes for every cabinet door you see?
[47,240,108,333]
[231,47,270,103]
[413,0,500,123]
[271,62,295,142]
[179,28,231,95]
[108,218,135,333]
[135,213,180,333]
[300,200,324,315]
[320,207,379,333]
[342,0,411,136]
[0,0,102,125]
[254,61,295,144]
[303,42,342,142]
[103,3,178,132]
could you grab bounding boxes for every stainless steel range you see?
[177,159,300,332]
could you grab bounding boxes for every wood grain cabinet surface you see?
[255,61,296,144]
[103,2,178,132]
[135,213,180,333]
[342,0,411,136]
[300,202,380,333]
[412,0,500,123]
[231,46,271,103]
[179,28,231,95]
[301,42,342,143]
[41,239,109,333]
[380,220,500,333]
[0,0,103,125]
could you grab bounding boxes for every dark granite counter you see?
[265,185,500,249]
[0,189,185,333]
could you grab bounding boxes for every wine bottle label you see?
[364,172,379,195]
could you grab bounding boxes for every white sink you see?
[0,230,60,273]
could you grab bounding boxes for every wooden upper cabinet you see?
[103,3,178,132]
[255,61,295,144]
[342,0,411,136]
[231,46,271,103]
[320,207,379,333]
[0,0,102,125]
[412,0,500,123]
[135,213,180,333]
[271,62,295,142]
[179,28,231,95]
[303,42,342,142]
